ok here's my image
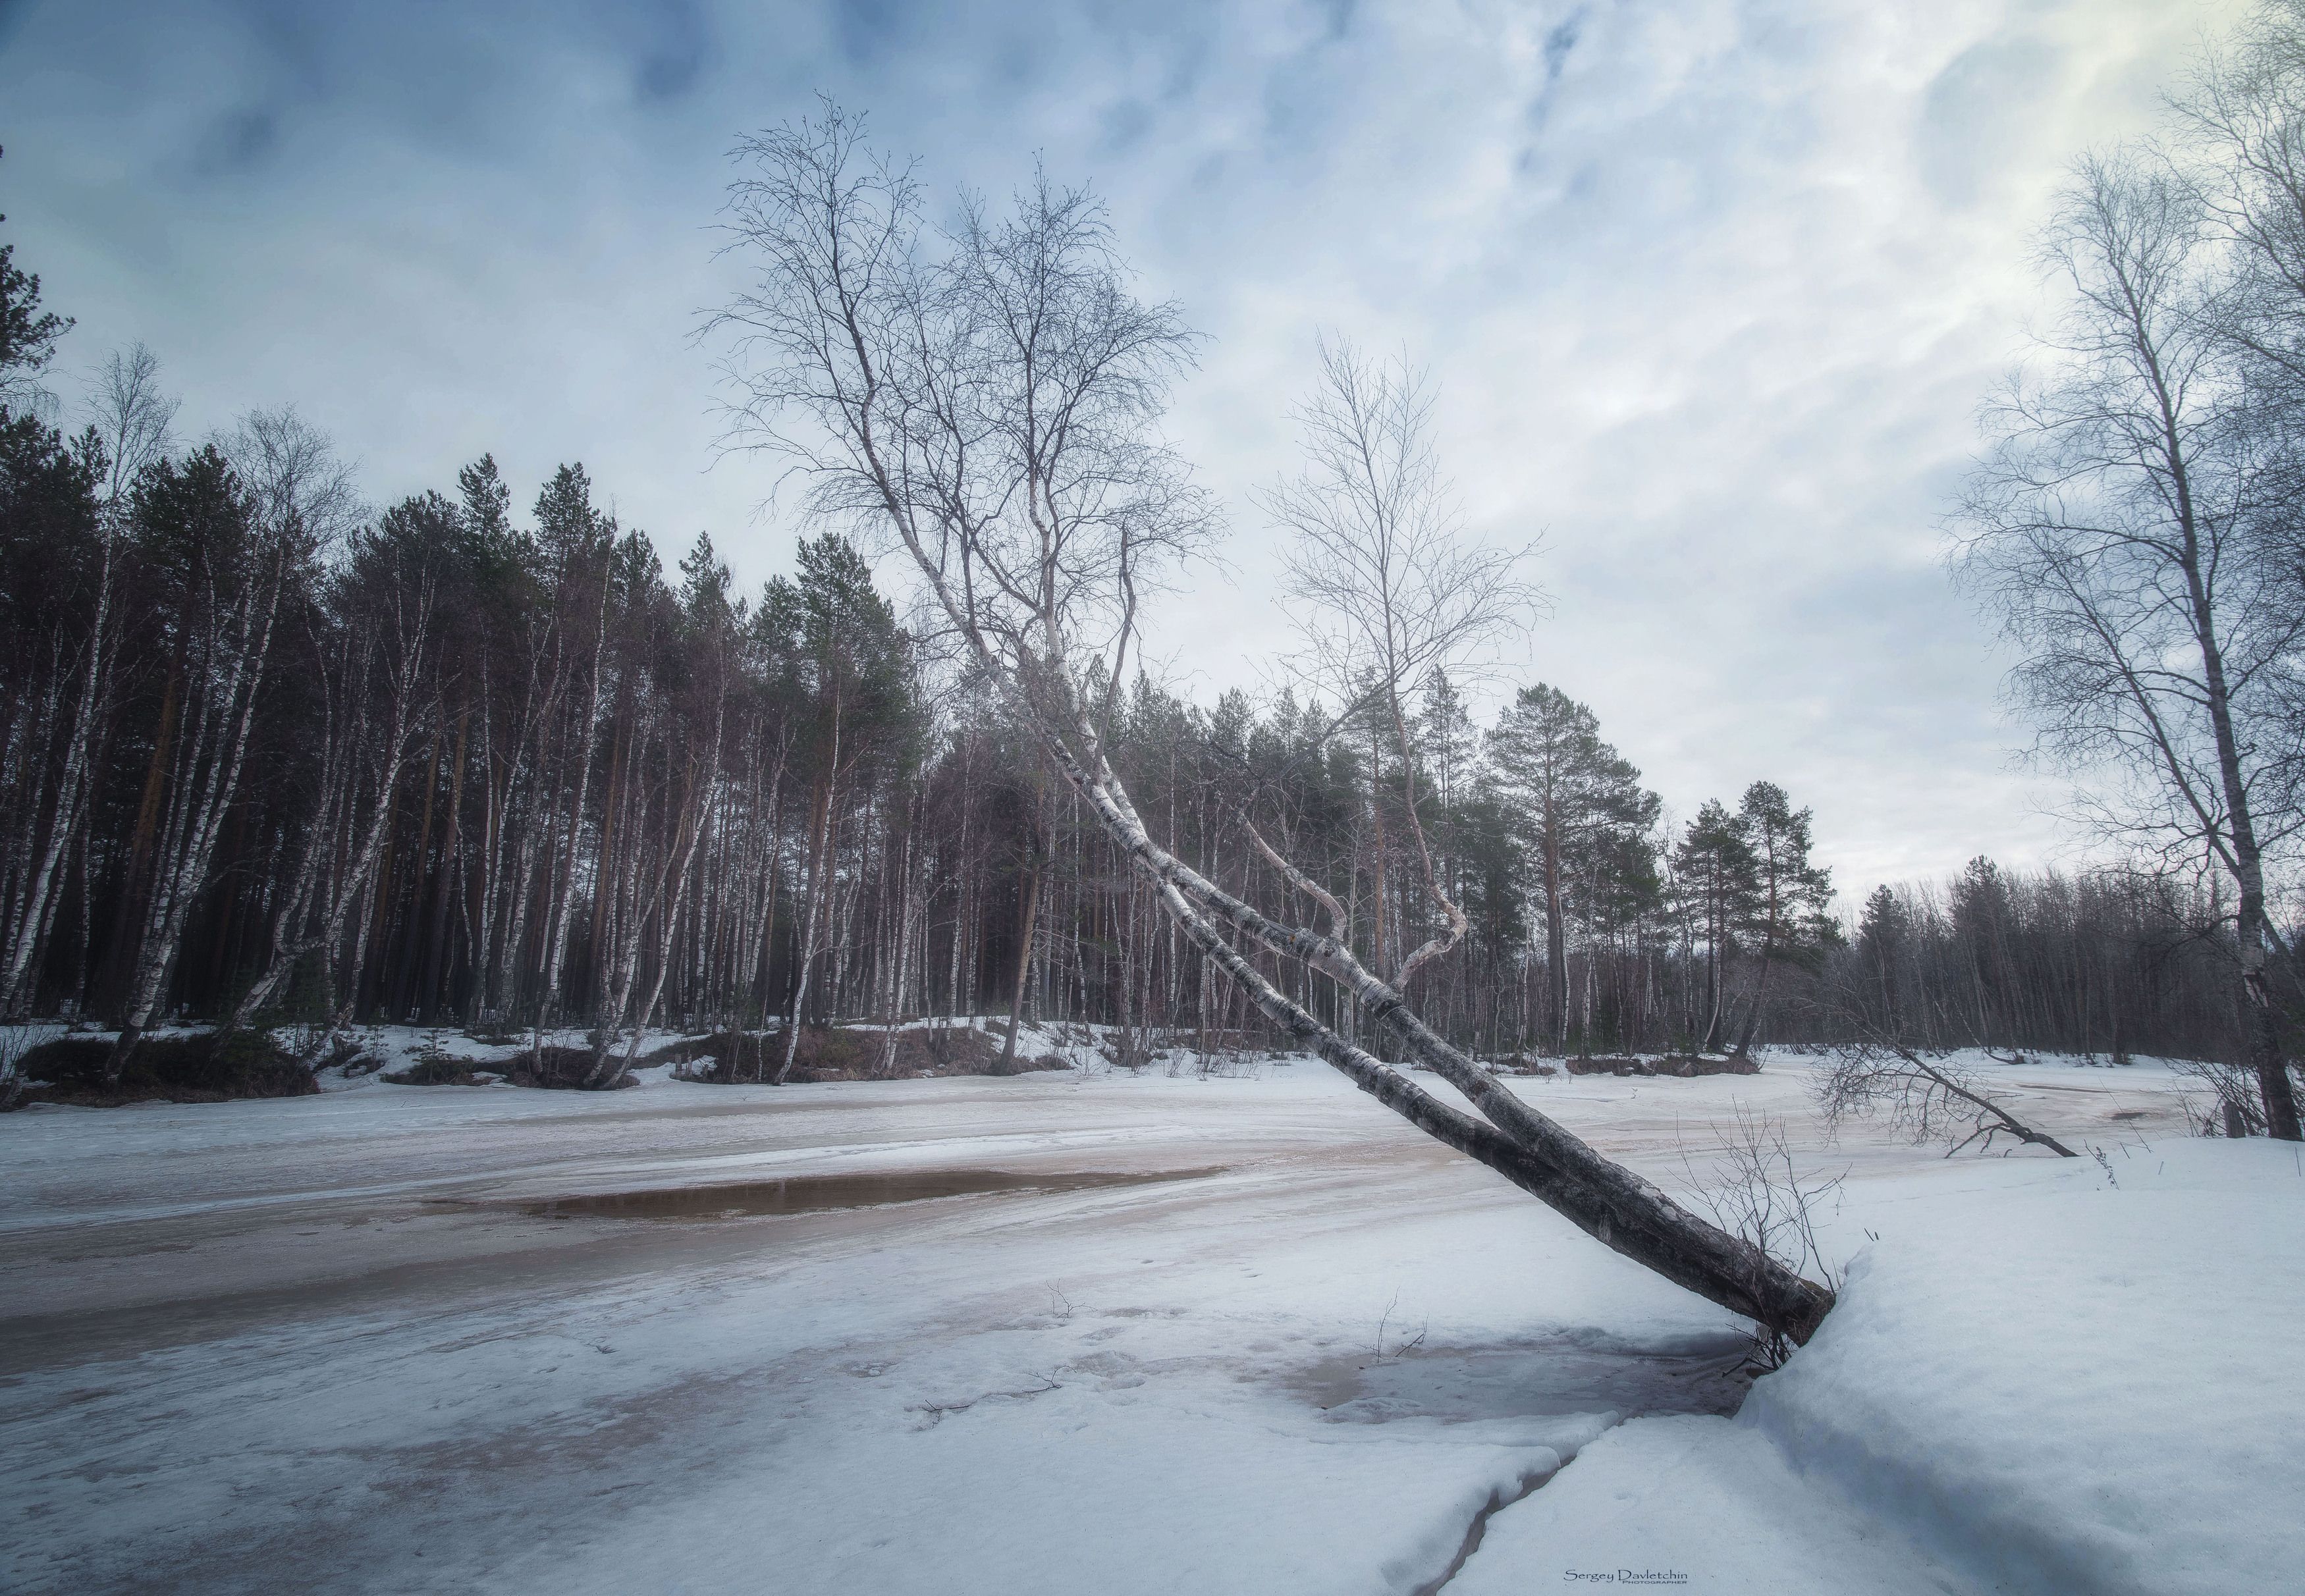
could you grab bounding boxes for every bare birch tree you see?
[711,106,1835,1342]
[1953,151,2305,1140]
[2177,1,2305,404]
[1262,339,1542,988]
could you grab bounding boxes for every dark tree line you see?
[0,325,1843,1065]
[1833,861,2252,1062]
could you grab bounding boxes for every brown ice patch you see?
[1291,1332,1754,1424]
[477,1165,1228,1221]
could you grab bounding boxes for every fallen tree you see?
[1811,971,2080,1158]
[709,107,1835,1343]
[1819,1035,2079,1159]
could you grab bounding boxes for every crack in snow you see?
[1412,1456,1568,1596]
[908,1375,1063,1429]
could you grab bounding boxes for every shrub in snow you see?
[13,1029,316,1106]
[670,1024,1065,1084]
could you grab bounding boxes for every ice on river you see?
[1,1036,2291,1595]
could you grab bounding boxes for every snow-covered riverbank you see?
[2,1043,2289,1595]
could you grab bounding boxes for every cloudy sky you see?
[0,0,2247,900]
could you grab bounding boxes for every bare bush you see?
[2170,1056,2269,1136]
[0,1023,63,1111]
[1681,1109,1844,1368]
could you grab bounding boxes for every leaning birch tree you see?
[710,107,1835,1342]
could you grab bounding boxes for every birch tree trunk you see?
[108,532,290,1079]
[775,696,840,1084]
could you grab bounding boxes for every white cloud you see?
[0,0,2249,895]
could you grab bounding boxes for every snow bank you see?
[1457,1134,2304,1595]
[1743,1136,2305,1596]
[1446,1414,1972,1595]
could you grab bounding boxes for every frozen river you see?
[0,1048,2198,1594]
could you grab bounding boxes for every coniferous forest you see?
[0,206,2273,1073]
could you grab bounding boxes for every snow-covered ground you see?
[1,1038,2292,1595]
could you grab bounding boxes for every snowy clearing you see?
[2,1039,2292,1595]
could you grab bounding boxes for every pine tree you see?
[765,534,919,1079]
[1487,683,1660,1052]
[1672,800,1758,1054]
[1727,781,1837,1057]
[1855,884,1909,1030]
[0,147,72,413]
